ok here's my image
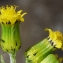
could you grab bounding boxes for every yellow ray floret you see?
[45,28,63,49]
[0,5,27,24]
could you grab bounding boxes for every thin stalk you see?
[9,52,16,63]
[0,54,5,63]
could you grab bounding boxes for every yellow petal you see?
[45,28,63,49]
[0,5,27,24]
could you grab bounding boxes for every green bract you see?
[25,38,56,63]
[1,22,21,53]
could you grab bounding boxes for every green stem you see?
[0,54,5,63]
[9,52,16,63]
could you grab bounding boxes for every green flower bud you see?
[40,54,60,63]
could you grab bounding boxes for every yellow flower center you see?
[45,28,63,49]
[0,5,27,24]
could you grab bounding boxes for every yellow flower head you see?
[45,28,63,49]
[0,5,27,24]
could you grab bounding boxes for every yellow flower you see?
[0,5,27,24]
[45,28,63,49]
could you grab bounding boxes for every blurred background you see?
[0,0,63,63]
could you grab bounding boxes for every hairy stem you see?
[9,52,16,63]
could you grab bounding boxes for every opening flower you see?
[25,28,63,63]
[0,5,27,53]
[0,5,27,63]
[45,28,63,49]
[0,5,27,24]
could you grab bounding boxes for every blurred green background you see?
[0,0,63,63]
